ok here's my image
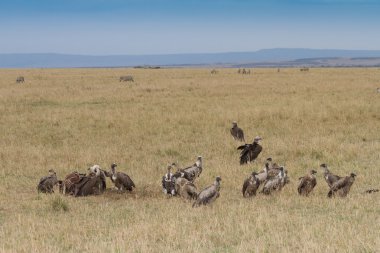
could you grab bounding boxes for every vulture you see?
[37,169,59,193]
[108,163,135,192]
[242,172,260,197]
[230,121,245,142]
[162,165,176,196]
[172,168,196,182]
[88,165,107,193]
[74,167,104,197]
[320,163,342,188]
[261,167,286,195]
[61,171,86,195]
[193,176,222,207]
[327,173,356,198]
[175,177,198,200]
[237,136,262,165]
[180,156,203,181]
[256,162,269,183]
[297,170,317,196]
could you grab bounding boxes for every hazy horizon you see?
[1,0,380,55]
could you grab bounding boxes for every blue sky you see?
[0,0,379,55]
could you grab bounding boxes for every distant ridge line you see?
[1,48,380,68]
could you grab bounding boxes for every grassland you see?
[0,68,379,253]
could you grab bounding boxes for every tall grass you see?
[0,68,379,252]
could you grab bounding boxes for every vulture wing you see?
[237,128,245,142]
[197,185,218,205]
[242,178,250,196]
[119,172,136,188]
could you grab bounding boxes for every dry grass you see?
[0,68,379,252]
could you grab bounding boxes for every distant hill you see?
[1,48,380,68]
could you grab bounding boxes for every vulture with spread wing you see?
[237,136,262,165]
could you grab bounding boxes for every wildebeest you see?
[74,167,105,197]
[37,169,58,193]
[16,76,25,83]
[210,69,218,74]
[119,75,134,82]
[300,67,309,72]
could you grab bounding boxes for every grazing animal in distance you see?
[237,136,262,165]
[16,76,25,83]
[300,67,309,72]
[327,173,356,198]
[210,69,217,74]
[107,163,135,192]
[230,121,245,142]
[262,167,286,195]
[119,75,134,82]
[364,189,379,194]
[320,164,341,188]
[37,169,58,193]
[162,165,176,196]
[242,172,260,197]
[193,176,222,207]
[298,170,317,196]
[181,156,203,180]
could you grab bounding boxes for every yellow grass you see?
[0,68,379,252]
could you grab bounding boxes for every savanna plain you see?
[0,68,379,253]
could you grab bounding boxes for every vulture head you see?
[253,136,262,143]
[215,176,222,184]
[350,173,357,178]
[264,162,270,172]
[111,163,117,180]
[196,156,202,167]
[48,169,56,176]
[232,121,237,127]
[310,169,317,175]
[320,163,328,170]
[266,157,272,162]
[88,165,101,176]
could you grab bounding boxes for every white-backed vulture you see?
[256,162,269,183]
[262,167,286,195]
[181,156,203,181]
[108,163,135,192]
[175,177,198,200]
[237,136,262,165]
[193,176,222,207]
[230,121,245,142]
[88,165,107,193]
[320,163,341,188]
[242,172,260,197]
[327,173,356,198]
[298,170,317,196]
[162,165,176,196]
[37,169,58,193]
